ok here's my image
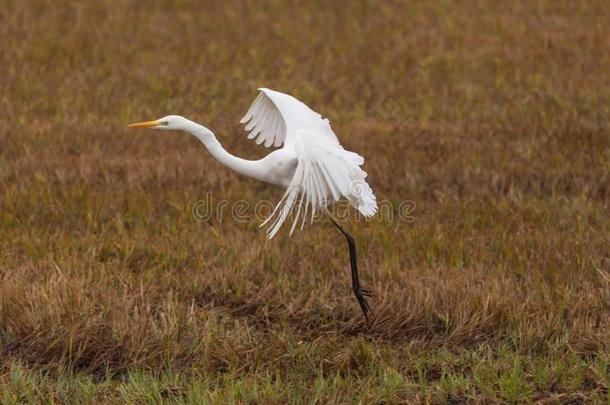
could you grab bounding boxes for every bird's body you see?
[128,88,377,320]
[254,145,297,187]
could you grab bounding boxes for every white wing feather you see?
[241,88,377,238]
[261,129,377,238]
[240,88,336,147]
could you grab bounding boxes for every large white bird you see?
[128,88,378,321]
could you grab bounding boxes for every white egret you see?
[128,88,378,321]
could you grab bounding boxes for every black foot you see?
[354,287,374,323]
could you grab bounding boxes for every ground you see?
[0,0,609,403]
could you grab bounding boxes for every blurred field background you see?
[1,0,609,403]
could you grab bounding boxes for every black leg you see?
[329,218,374,323]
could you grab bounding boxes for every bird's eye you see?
[162,121,169,126]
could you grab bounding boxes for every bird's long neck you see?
[183,120,266,181]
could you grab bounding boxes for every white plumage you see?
[127,88,377,238]
[240,88,377,238]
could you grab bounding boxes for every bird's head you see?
[127,115,189,131]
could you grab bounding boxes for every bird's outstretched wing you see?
[240,88,336,147]
[242,88,376,238]
[261,129,377,239]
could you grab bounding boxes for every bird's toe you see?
[354,288,373,323]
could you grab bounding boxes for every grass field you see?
[1,0,609,403]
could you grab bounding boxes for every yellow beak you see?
[127,120,160,129]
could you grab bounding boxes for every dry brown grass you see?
[0,0,609,402]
